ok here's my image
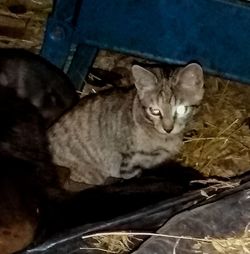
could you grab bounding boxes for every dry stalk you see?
[80,224,250,253]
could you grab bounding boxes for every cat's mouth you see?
[157,124,183,135]
[170,125,184,135]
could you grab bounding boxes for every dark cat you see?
[0,158,42,254]
[0,86,50,164]
[48,63,204,191]
[0,87,61,253]
[0,48,79,127]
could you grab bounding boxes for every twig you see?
[81,232,211,243]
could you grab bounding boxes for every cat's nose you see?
[164,126,173,133]
[163,123,174,133]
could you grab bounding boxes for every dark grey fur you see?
[0,86,63,253]
[0,48,78,127]
[0,86,61,190]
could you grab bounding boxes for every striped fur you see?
[48,63,204,190]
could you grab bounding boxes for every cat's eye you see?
[149,107,161,116]
[176,105,189,115]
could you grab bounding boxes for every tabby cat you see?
[48,63,204,191]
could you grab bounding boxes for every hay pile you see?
[200,229,250,254]
[0,0,52,52]
[87,50,250,178]
[81,232,139,253]
[80,227,250,253]
[180,76,250,177]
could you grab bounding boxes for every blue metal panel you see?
[74,0,250,84]
[67,44,97,91]
[41,19,73,69]
[40,0,78,69]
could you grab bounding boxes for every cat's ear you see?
[176,63,204,90]
[132,65,158,97]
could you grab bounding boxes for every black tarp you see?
[19,169,250,254]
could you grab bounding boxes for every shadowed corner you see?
[37,161,206,238]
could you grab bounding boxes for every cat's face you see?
[132,63,204,135]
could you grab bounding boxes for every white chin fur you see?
[170,125,184,134]
[156,127,168,135]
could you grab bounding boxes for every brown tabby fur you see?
[48,63,204,191]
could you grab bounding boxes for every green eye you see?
[149,107,161,116]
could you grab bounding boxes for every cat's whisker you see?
[182,123,240,175]
[184,137,228,143]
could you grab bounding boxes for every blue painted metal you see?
[41,0,250,88]
[75,0,250,84]
[67,44,97,91]
[41,0,99,89]
[41,0,78,69]
[41,19,73,69]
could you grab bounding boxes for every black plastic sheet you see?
[133,181,250,253]
[19,170,250,254]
